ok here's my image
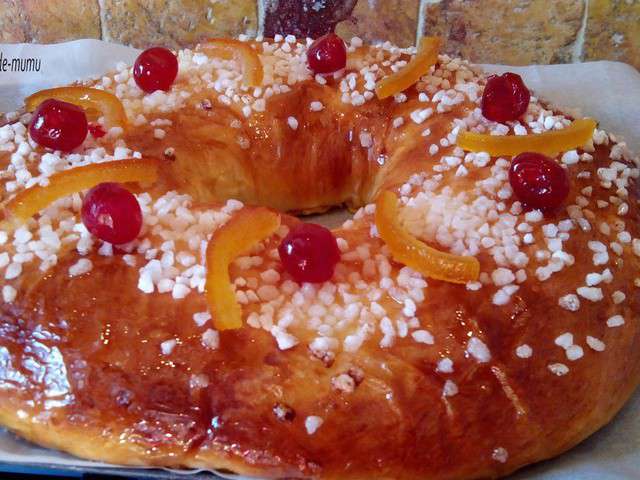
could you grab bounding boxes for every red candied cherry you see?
[307,33,347,75]
[133,47,179,93]
[278,223,341,283]
[509,152,569,211]
[81,182,143,244]
[481,72,531,123]
[29,99,88,152]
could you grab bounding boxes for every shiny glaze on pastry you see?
[0,36,639,479]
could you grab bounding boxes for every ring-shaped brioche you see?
[0,37,639,479]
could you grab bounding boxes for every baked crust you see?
[0,39,638,479]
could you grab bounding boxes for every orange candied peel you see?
[375,191,480,284]
[457,118,597,157]
[205,207,281,330]
[375,37,442,100]
[198,38,264,87]
[5,158,159,223]
[25,86,128,130]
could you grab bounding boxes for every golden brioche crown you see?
[0,34,639,479]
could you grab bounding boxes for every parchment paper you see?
[0,40,639,479]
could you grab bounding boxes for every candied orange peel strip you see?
[375,37,442,100]
[205,207,281,331]
[5,158,159,223]
[25,86,128,130]
[199,38,264,87]
[457,118,597,157]
[375,191,479,284]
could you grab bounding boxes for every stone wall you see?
[0,0,637,68]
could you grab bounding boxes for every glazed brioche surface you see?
[0,37,639,480]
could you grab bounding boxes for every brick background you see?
[420,0,585,65]
[336,0,420,47]
[584,0,640,68]
[0,0,100,43]
[101,0,257,49]
[0,0,637,69]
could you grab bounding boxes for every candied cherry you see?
[278,223,341,283]
[29,99,88,152]
[133,47,178,93]
[509,152,569,211]
[81,182,143,244]
[307,33,347,75]
[481,72,531,123]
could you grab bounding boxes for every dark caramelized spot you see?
[163,147,176,160]
[309,346,335,367]
[88,123,107,138]
[273,402,296,422]
[347,366,365,386]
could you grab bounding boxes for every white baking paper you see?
[0,40,639,479]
